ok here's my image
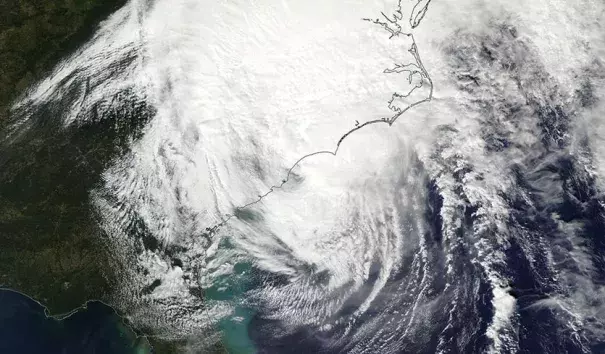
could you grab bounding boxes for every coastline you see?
[0,288,154,352]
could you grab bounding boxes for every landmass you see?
[0,0,126,121]
[0,1,184,353]
[0,289,151,353]
[0,1,434,353]
[410,0,432,28]
[211,4,434,233]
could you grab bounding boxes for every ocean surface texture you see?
[2,0,605,353]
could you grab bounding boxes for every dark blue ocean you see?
[0,289,149,354]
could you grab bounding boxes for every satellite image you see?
[0,0,604,353]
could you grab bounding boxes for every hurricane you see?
[6,0,605,352]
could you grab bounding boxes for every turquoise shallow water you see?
[204,262,257,354]
[0,289,149,354]
[0,261,259,354]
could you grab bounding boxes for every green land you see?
[0,0,126,121]
[0,1,186,353]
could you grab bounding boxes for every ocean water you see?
[3,0,605,353]
[0,289,149,354]
[204,261,257,354]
